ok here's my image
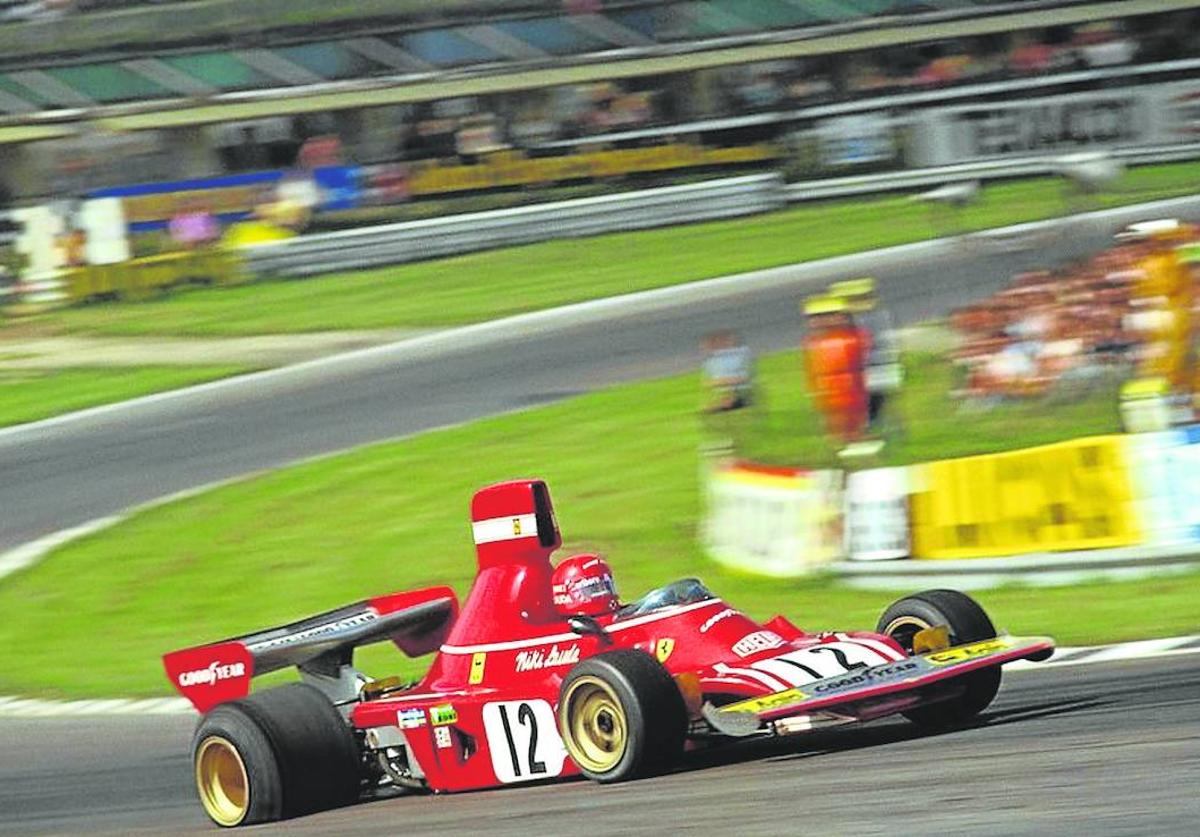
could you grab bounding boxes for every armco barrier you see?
[783,142,1200,202]
[240,141,1200,280]
[242,174,784,279]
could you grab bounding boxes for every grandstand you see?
[0,2,1117,61]
[0,0,1187,117]
[0,0,1198,204]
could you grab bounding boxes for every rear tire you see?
[876,589,1001,728]
[557,649,686,783]
[192,683,361,827]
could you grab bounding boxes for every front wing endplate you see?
[704,634,1054,737]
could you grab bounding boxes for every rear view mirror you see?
[568,615,612,644]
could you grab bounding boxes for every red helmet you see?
[551,554,618,617]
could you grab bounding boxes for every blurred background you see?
[1,0,1199,698]
[2,3,1200,834]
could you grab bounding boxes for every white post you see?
[12,205,67,306]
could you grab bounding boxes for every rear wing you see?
[704,634,1054,737]
[163,587,458,713]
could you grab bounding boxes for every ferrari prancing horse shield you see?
[656,638,675,663]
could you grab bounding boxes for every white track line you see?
[1008,634,1200,671]
[0,475,251,583]
[0,516,122,581]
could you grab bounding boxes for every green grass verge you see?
[0,365,252,428]
[1,351,1193,699]
[21,161,1200,338]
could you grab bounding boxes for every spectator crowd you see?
[950,223,1199,411]
[179,11,1200,181]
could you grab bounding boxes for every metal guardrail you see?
[242,141,1200,280]
[783,143,1200,202]
[244,174,785,278]
[242,143,1200,279]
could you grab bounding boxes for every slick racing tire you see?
[876,589,1001,728]
[191,683,361,827]
[557,649,687,783]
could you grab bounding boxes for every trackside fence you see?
[242,174,785,279]
[242,144,1200,281]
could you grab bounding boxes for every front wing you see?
[703,634,1054,736]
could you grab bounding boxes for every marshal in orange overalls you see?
[803,302,870,442]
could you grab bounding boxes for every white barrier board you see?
[703,462,843,577]
[844,467,909,561]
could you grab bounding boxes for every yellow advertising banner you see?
[910,435,1140,559]
[65,248,242,303]
[407,143,779,196]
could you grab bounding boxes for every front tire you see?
[192,683,361,827]
[876,589,1001,728]
[557,649,686,783]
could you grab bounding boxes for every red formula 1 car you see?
[164,479,1054,828]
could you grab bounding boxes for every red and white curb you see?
[0,696,191,718]
[1,634,1197,718]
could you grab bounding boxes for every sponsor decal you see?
[398,708,426,729]
[732,630,785,658]
[810,660,921,694]
[655,638,675,663]
[515,644,580,673]
[469,652,487,685]
[926,638,1010,666]
[177,661,246,688]
[244,612,376,653]
[553,570,615,609]
[435,726,453,750]
[429,704,458,726]
[726,688,808,714]
[699,607,736,633]
[512,517,523,536]
[749,642,888,686]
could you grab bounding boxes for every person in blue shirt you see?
[702,329,754,413]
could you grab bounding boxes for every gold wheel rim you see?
[195,735,249,827]
[560,676,627,774]
[883,615,933,653]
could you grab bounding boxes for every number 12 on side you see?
[482,700,567,784]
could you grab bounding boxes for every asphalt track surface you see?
[5,206,1192,555]
[4,203,1200,835]
[1,656,1197,836]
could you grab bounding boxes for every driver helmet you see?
[551,554,618,617]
